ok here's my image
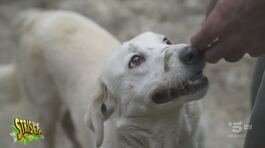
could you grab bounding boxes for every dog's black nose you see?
[179,46,201,65]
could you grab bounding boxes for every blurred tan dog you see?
[6,10,208,148]
[0,65,18,103]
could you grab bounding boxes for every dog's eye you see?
[128,55,145,69]
[163,37,172,45]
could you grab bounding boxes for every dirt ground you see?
[0,0,256,148]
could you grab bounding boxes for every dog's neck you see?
[101,106,197,148]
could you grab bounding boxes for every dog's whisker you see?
[167,77,172,97]
[181,81,188,95]
[176,78,181,94]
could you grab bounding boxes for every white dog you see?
[9,10,208,148]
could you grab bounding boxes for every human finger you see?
[224,50,245,62]
[191,9,224,51]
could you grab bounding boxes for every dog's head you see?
[85,32,208,147]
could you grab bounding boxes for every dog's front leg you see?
[35,102,61,148]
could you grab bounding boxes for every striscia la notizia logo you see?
[10,117,44,144]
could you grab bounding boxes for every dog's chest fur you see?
[116,124,193,148]
[107,103,202,148]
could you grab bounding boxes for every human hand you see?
[191,0,265,63]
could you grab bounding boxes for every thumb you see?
[191,7,224,51]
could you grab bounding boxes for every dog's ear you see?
[85,81,115,148]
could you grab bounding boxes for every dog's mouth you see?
[152,70,208,104]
